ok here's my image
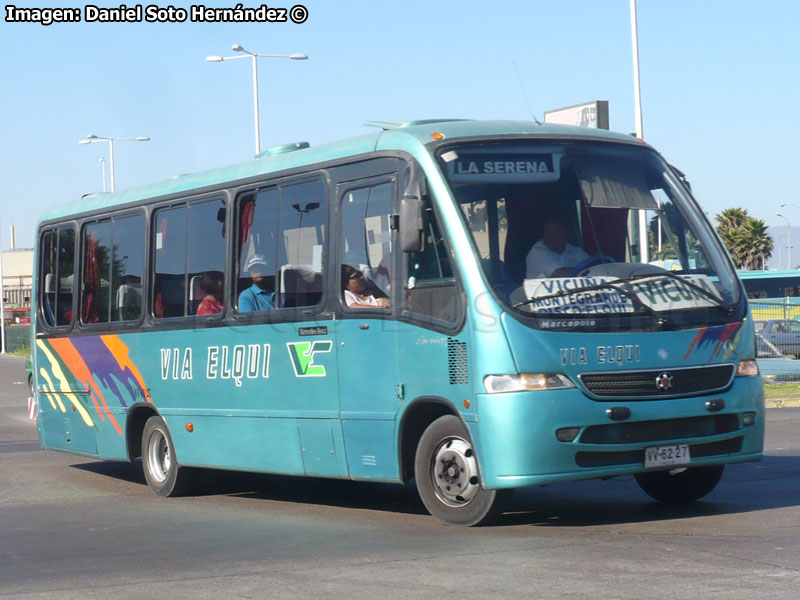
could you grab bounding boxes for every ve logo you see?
[286,341,333,377]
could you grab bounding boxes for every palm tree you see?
[714,208,773,269]
[715,207,748,230]
[737,218,773,270]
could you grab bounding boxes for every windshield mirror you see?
[438,141,741,324]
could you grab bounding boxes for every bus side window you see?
[81,221,112,323]
[405,198,461,325]
[40,228,72,328]
[153,199,226,318]
[40,226,76,328]
[39,230,57,327]
[237,189,278,312]
[188,200,227,315]
[278,180,326,309]
[111,214,145,322]
[340,182,393,309]
[154,205,188,318]
[81,215,147,324]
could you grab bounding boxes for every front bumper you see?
[471,375,765,489]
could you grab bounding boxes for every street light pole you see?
[629,0,648,264]
[79,134,149,192]
[99,157,107,192]
[776,212,791,269]
[250,51,261,156]
[780,203,800,270]
[630,0,644,141]
[206,45,308,155]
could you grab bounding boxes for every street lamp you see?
[79,134,150,192]
[776,212,791,269]
[99,157,107,192]
[206,44,308,155]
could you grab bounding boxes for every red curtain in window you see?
[82,232,101,323]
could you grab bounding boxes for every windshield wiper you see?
[513,279,668,325]
[603,271,734,315]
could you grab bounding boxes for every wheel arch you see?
[126,402,162,461]
[397,395,470,485]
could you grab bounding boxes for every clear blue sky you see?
[1,0,798,251]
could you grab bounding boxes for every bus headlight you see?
[736,360,759,377]
[483,373,575,394]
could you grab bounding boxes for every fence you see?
[752,300,800,384]
[749,299,800,321]
[3,325,30,353]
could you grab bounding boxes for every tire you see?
[28,374,34,398]
[635,465,724,504]
[414,415,507,526]
[141,416,191,497]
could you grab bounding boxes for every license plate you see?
[644,444,691,469]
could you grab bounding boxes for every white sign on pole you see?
[543,101,609,129]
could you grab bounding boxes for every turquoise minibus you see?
[32,120,764,525]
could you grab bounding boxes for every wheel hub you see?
[147,430,171,483]
[431,437,480,506]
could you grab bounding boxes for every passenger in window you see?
[238,254,275,312]
[342,264,389,309]
[196,271,224,315]
[153,280,165,318]
[525,218,588,278]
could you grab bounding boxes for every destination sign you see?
[522,274,723,314]
[444,152,562,183]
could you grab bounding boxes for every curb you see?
[765,399,800,408]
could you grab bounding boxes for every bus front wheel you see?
[414,415,507,526]
[142,416,191,497]
[635,465,724,504]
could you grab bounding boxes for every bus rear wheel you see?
[141,416,191,497]
[635,464,724,504]
[414,415,507,526]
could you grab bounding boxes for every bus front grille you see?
[579,414,740,444]
[575,436,744,468]
[578,364,735,399]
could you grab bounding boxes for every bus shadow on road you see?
[495,455,800,527]
[209,472,429,516]
[69,454,800,525]
[71,459,147,485]
[71,460,429,515]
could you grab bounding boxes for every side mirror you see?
[400,161,427,253]
[400,196,424,253]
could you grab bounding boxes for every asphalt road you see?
[1,353,799,599]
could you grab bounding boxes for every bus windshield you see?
[438,141,741,326]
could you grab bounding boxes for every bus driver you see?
[525,218,588,278]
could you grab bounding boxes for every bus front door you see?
[335,177,402,481]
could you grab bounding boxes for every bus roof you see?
[737,269,800,280]
[39,119,644,225]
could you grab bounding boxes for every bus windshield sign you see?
[442,149,562,183]
[521,274,725,314]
